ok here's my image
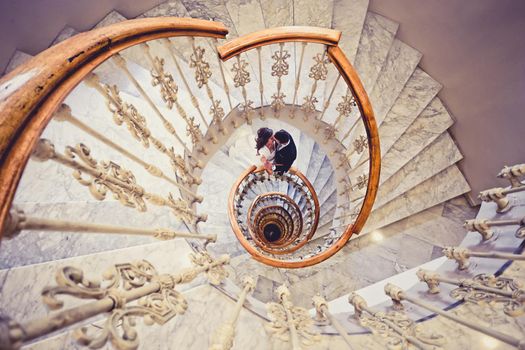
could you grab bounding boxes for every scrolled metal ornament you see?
[450,274,525,317]
[102,84,151,147]
[190,251,229,285]
[65,143,147,211]
[150,57,179,109]
[74,288,187,350]
[190,45,212,88]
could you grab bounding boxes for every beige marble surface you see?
[92,10,127,29]
[368,39,422,124]
[364,165,471,232]
[4,50,32,74]
[138,0,188,17]
[50,26,79,46]
[376,67,442,157]
[353,12,398,93]
[332,0,369,64]
[374,131,463,209]
[293,0,334,27]
[259,0,293,27]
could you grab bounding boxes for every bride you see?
[255,127,275,173]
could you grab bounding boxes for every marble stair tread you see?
[13,92,178,204]
[348,96,455,192]
[363,165,471,233]
[295,130,316,174]
[353,12,398,93]
[0,238,198,322]
[4,50,33,74]
[50,26,79,46]
[318,173,337,207]
[92,10,127,29]
[313,156,335,193]
[323,0,368,104]
[373,132,463,210]
[372,67,442,159]
[180,0,239,38]
[331,0,369,64]
[137,0,189,18]
[305,143,326,184]
[259,0,293,27]
[368,39,423,125]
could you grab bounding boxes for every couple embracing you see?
[255,128,297,175]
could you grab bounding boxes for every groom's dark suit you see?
[273,131,297,174]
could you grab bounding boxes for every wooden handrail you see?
[0,17,228,239]
[217,26,341,61]
[223,29,379,268]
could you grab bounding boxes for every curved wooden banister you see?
[228,165,321,266]
[0,17,228,239]
[217,26,341,61]
[222,28,379,268]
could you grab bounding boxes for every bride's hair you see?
[255,127,273,155]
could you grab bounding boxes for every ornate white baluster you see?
[417,269,525,316]
[291,42,307,118]
[349,293,444,350]
[497,164,525,188]
[270,43,290,118]
[312,295,354,349]
[0,253,229,350]
[265,285,320,349]
[32,139,206,224]
[442,246,525,270]
[162,38,209,128]
[54,104,202,203]
[464,217,525,240]
[3,206,216,243]
[384,283,525,349]
[209,276,255,350]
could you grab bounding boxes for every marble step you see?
[305,143,326,184]
[0,238,198,323]
[348,96,455,195]
[372,67,442,159]
[374,131,463,210]
[93,10,127,29]
[346,38,422,168]
[331,0,369,64]
[369,39,423,125]
[4,50,33,75]
[50,26,79,46]
[353,12,398,93]
[138,0,189,18]
[363,165,471,233]
[313,156,335,194]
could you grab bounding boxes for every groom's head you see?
[273,130,289,145]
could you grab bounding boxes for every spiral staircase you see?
[0,1,524,349]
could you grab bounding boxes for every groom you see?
[268,129,297,175]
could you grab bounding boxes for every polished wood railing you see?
[220,27,379,268]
